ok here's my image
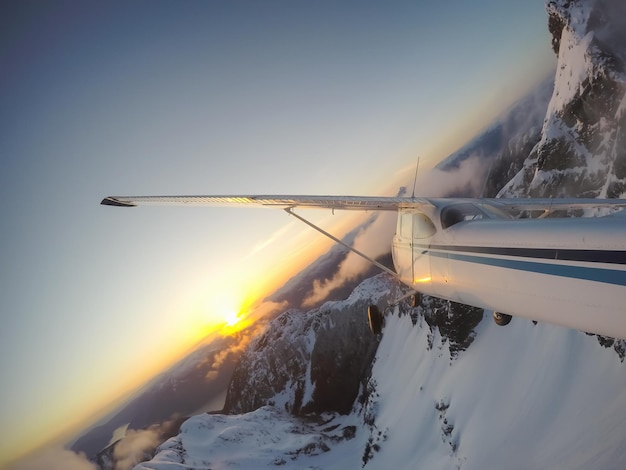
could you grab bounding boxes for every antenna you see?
[479,156,495,198]
[411,157,420,199]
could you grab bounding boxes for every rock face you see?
[499,0,626,199]
[223,274,402,416]
[419,297,485,359]
[439,78,554,198]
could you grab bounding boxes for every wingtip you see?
[101,197,136,207]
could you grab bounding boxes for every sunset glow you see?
[203,291,256,336]
[224,310,241,327]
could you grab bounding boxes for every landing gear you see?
[493,311,512,326]
[368,305,384,335]
[409,292,422,308]
[367,291,421,335]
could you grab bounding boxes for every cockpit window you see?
[440,203,512,229]
[478,203,512,220]
[413,213,437,239]
[441,203,486,229]
[397,212,437,239]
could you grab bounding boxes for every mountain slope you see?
[365,313,626,469]
[136,282,626,469]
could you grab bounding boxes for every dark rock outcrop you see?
[419,297,485,359]
[224,274,401,416]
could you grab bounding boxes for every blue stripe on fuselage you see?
[429,251,626,286]
[425,244,626,265]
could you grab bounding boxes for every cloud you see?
[302,211,396,307]
[112,427,161,470]
[244,222,295,259]
[205,369,219,381]
[107,417,184,470]
[199,314,278,381]
[7,446,97,470]
[208,346,238,372]
[416,156,490,198]
[393,155,491,201]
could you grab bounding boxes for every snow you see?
[367,314,626,469]
[550,28,593,114]
[543,0,595,117]
[136,307,626,470]
[135,406,365,469]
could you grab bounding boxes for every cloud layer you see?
[8,446,97,470]
[112,427,161,470]
[302,212,396,307]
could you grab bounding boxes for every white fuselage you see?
[392,202,626,339]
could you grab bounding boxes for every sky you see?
[0,0,555,465]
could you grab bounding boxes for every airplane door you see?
[393,212,437,289]
[392,212,414,285]
[410,213,436,286]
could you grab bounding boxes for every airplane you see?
[102,195,626,340]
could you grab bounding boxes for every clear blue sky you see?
[0,0,554,464]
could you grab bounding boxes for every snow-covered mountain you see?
[129,0,626,468]
[499,0,626,198]
[136,273,626,469]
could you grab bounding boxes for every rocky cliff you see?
[223,275,401,416]
[499,0,626,199]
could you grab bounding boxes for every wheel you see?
[409,292,422,308]
[493,311,512,326]
[368,305,384,335]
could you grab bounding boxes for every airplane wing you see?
[102,195,626,213]
[101,195,432,211]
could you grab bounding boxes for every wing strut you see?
[284,208,398,278]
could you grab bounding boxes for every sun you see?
[223,310,241,327]
[215,295,251,333]
[191,287,257,339]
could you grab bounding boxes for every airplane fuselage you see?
[392,201,626,338]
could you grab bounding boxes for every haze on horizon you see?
[0,0,554,465]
